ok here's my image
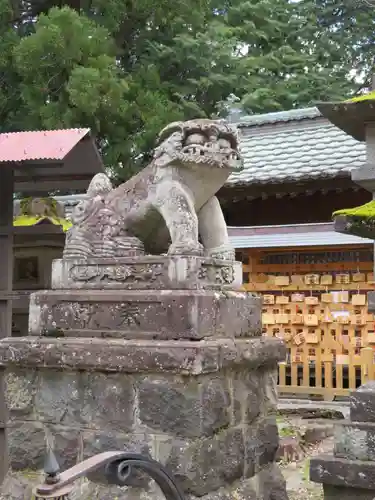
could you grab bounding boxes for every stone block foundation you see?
[0,336,287,499]
[310,381,375,499]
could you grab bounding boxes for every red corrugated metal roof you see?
[0,128,91,163]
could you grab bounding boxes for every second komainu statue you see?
[64,119,243,261]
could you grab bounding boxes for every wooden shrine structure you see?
[0,128,104,480]
[219,104,375,401]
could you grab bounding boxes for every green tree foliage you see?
[296,0,375,96]
[1,0,375,181]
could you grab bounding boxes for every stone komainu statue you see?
[64,119,243,261]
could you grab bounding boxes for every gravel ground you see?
[281,436,333,500]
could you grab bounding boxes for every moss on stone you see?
[346,90,375,103]
[13,214,72,231]
[15,197,72,231]
[333,200,375,220]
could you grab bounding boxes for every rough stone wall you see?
[3,360,286,499]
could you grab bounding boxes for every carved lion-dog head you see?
[153,119,243,171]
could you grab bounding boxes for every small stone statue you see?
[64,119,243,260]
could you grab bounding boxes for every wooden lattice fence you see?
[240,245,375,400]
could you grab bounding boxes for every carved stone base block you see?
[51,256,243,290]
[29,289,261,340]
[0,336,287,500]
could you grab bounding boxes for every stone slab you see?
[277,399,349,419]
[0,336,286,374]
[334,420,375,461]
[351,162,375,193]
[51,256,243,291]
[28,289,261,340]
[323,485,375,500]
[350,381,375,422]
[310,454,375,490]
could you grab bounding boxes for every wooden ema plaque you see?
[247,250,375,400]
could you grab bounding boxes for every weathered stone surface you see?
[0,470,44,500]
[49,426,81,470]
[72,479,165,500]
[0,430,8,485]
[5,370,37,418]
[351,161,375,194]
[303,422,334,444]
[82,431,150,459]
[350,381,375,422]
[166,427,245,496]
[188,464,287,500]
[52,256,243,291]
[137,377,230,438]
[276,436,304,462]
[244,417,279,477]
[334,421,375,461]
[231,369,277,425]
[262,369,278,414]
[63,120,242,260]
[80,373,135,431]
[35,371,80,424]
[310,454,375,489]
[35,371,134,431]
[29,289,261,340]
[0,337,286,374]
[82,431,151,486]
[323,484,375,500]
[188,480,257,500]
[7,422,46,470]
[251,463,288,500]
[0,471,160,500]
[232,373,260,425]
[0,469,287,500]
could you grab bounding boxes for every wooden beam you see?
[15,173,94,183]
[15,178,93,194]
[219,175,356,202]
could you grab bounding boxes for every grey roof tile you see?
[228,107,366,186]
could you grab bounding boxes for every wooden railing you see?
[240,245,375,401]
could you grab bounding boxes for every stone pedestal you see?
[310,382,375,499]
[0,256,287,500]
[30,257,260,340]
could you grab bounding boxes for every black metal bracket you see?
[34,451,185,500]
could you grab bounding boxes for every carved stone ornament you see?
[63,119,243,261]
[51,256,242,291]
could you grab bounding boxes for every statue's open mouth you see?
[179,144,242,170]
[156,119,244,171]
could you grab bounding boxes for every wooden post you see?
[0,167,14,337]
[0,166,13,482]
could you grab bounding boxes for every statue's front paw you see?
[207,244,235,261]
[168,241,204,257]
